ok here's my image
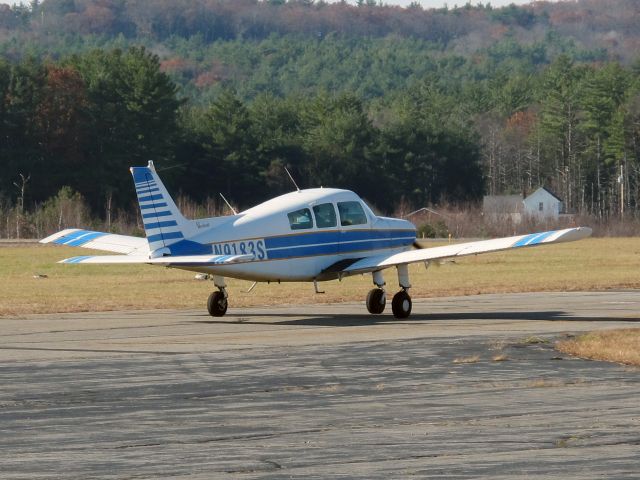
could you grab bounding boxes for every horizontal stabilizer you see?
[342,227,592,275]
[40,229,148,255]
[59,253,254,266]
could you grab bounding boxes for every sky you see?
[0,0,543,8]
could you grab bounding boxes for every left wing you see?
[341,227,592,275]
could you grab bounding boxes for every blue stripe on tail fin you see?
[130,161,191,255]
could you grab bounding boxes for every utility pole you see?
[618,163,624,219]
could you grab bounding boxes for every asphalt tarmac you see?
[1,291,640,479]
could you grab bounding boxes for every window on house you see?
[538,202,544,211]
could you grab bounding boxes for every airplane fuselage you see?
[163,188,416,282]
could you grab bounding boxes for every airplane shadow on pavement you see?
[188,311,640,327]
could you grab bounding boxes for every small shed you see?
[523,187,564,219]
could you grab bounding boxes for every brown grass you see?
[453,355,481,364]
[556,329,640,366]
[519,336,550,345]
[2,237,640,316]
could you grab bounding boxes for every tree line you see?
[0,0,639,238]
[0,47,482,218]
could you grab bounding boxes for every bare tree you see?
[13,173,30,239]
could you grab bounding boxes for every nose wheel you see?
[391,290,412,319]
[207,275,228,317]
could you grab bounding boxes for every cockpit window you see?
[337,201,367,226]
[313,203,337,228]
[287,208,314,230]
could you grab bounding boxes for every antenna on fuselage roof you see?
[284,166,301,192]
[219,193,237,215]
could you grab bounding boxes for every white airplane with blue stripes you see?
[41,161,592,318]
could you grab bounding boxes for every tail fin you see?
[130,161,190,256]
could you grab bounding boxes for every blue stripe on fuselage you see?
[263,229,415,260]
[264,229,414,249]
[265,236,414,259]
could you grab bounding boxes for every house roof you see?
[525,187,563,202]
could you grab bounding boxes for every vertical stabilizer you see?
[130,161,190,256]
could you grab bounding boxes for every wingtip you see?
[579,226,593,237]
[40,228,80,244]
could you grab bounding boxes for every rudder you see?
[130,161,190,256]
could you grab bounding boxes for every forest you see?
[0,0,639,237]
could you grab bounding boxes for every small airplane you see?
[42,161,592,318]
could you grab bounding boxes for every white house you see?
[483,187,564,222]
[523,187,564,219]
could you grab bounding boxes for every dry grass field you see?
[2,237,640,317]
[557,329,640,366]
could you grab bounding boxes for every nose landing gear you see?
[207,275,228,317]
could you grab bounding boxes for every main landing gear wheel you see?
[207,291,228,317]
[391,290,412,319]
[366,288,386,314]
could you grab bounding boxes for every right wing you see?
[341,227,592,275]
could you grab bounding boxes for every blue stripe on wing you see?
[52,230,109,247]
[63,256,93,264]
[514,230,557,247]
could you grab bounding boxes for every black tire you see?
[366,288,386,314]
[391,290,412,319]
[207,291,228,317]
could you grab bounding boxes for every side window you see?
[313,203,337,228]
[337,201,367,227]
[287,208,314,230]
